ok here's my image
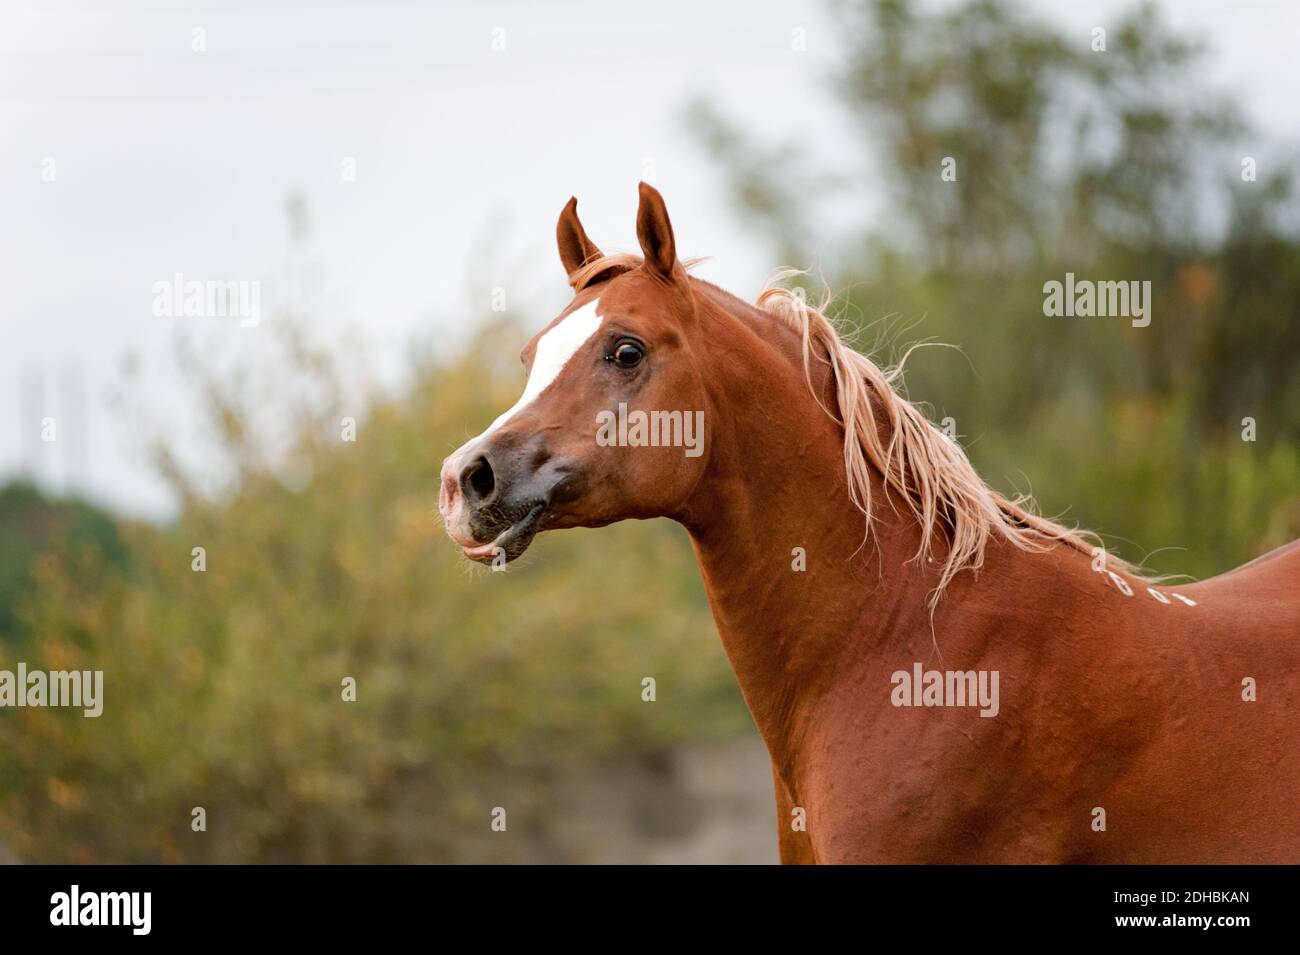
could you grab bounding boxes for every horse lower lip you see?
[463,504,545,560]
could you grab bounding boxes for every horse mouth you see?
[459,503,546,565]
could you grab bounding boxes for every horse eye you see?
[611,343,644,368]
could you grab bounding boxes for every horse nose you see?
[458,453,497,507]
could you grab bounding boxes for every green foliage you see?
[0,320,745,862]
[693,0,1299,578]
[0,482,126,643]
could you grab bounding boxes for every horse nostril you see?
[460,454,497,505]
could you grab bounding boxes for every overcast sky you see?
[4,0,1298,517]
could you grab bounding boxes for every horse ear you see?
[636,181,681,281]
[556,197,603,287]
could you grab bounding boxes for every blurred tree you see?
[0,315,747,863]
[0,481,126,643]
[689,0,1299,576]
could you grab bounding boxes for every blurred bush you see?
[0,482,126,645]
[0,318,747,862]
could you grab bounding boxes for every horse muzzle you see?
[438,439,558,564]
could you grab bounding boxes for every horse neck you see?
[672,288,1089,780]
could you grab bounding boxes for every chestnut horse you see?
[439,183,1300,864]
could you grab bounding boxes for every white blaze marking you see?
[478,299,603,441]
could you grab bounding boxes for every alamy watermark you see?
[50,885,150,935]
[891,663,1000,718]
[152,272,261,327]
[1043,272,1151,328]
[595,402,704,458]
[0,663,103,717]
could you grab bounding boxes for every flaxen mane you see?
[571,254,1144,605]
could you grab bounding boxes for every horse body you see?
[696,489,1300,864]
[682,279,1299,863]
[440,184,1300,863]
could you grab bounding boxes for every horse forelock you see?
[567,252,709,292]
